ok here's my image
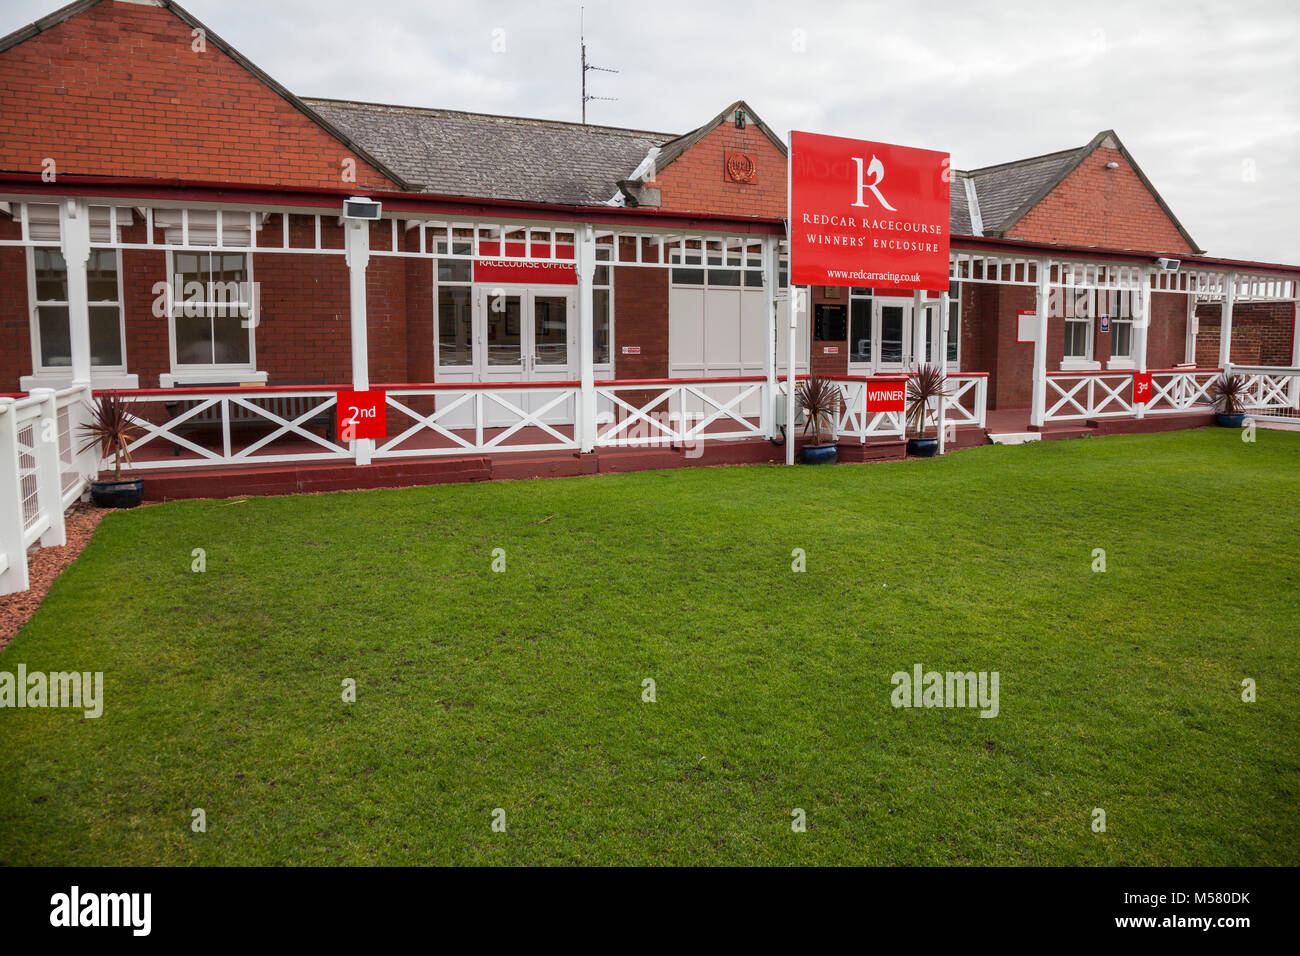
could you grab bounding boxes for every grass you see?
[1,428,1298,866]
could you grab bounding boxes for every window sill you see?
[21,371,139,391]
[160,370,268,388]
[1106,358,1136,371]
[1060,359,1102,372]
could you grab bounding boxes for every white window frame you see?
[21,244,137,390]
[161,249,265,387]
[1060,288,1101,371]
[1105,288,1136,370]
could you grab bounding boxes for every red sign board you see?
[337,390,386,440]
[823,346,839,354]
[474,240,576,285]
[621,345,641,355]
[789,130,950,291]
[1133,372,1153,404]
[866,378,907,412]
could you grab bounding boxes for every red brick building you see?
[1,0,1297,470]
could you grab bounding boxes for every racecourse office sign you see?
[789,131,950,291]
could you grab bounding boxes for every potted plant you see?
[1208,372,1250,427]
[796,376,841,464]
[80,391,145,507]
[905,364,952,457]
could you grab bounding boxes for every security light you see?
[343,197,382,220]
[1155,257,1181,272]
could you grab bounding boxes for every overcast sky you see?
[4,0,1298,263]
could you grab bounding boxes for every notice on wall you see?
[823,345,839,354]
[789,130,950,291]
[621,346,641,355]
[866,378,907,412]
[1017,309,1037,345]
[337,390,386,441]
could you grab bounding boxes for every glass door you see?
[528,291,575,425]
[878,301,909,371]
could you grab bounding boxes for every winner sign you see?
[789,131,950,291]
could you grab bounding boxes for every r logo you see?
[850,155,897,211]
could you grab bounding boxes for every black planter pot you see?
[907,437,940,458]
[90,478,145,508]
[1215,412,1246,428]
[801,444,839,465]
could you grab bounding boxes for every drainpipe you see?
[344,217,372,465]
[1030,260,1051,428]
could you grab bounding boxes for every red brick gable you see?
[1004,146,1193,255]
[654,121,786,219]
[0,0,396,190]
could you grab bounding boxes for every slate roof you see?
[304,98,670,206]
[959,145,1090,236]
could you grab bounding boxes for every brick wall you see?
[0,1,394,190]
[1006,147,1194,254]
[612,266,669,378]
[0,214,30,391]
[1195,301,1295,367]
[654,122,786,219]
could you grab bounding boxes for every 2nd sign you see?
[337,390,386,440]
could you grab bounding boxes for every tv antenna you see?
[580,6,618,124]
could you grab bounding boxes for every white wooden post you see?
[761,236,777,440]
[1135,268,1152,419]
[1184,295,1197,366]
[937,292,950,454]
[28,388,65,548]
[912,289,925,366]
[1030,260,1051,428]
[577,224,597,453]
[784,288,800,465]
[1290,297,1300,407]
[0,401,30,595]
[60,199,93,388]
[1218,274,1236,369]
[344,217,372,465]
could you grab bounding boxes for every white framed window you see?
[1105,289,1135,368]
[1061,288,1099,370]
[22,245,135,390]
[163,249,262,385]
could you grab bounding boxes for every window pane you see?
[437,258,471,283]
[671,268,704,285]
[37,305,71,367]
[850,299,872,363]
[89,305,122,366]
[486,295,522,366]
[175,313,213,365]
[533,296,568,366]
[1065,321,1089,358]
[174,251,206,307]
[437,287,473,366]
[709,269,742,287]
[87,249,119,302]
[1111,322,1132,358]
[213,315,250,365]
[593,289,610,365]
[880,306,904,363]
[594,265,610,287]
[34,247,68,302]
[947,300,959,364]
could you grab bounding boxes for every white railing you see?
[377,384,581,457]
[1,385,95,595]
[832,378,907,443]
[944,374,989,428]
[1234,365,1300,421]
[1044,368,1222,422]
[594,377,766,448]
[116,388,352,470]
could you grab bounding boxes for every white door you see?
[477,286,576,426]
[877,299,910,371]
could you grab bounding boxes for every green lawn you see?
[2,428,1298,865]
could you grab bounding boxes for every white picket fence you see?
[1044,366,1300,424]
[1234,365,1300,422]
[0,385,96,596]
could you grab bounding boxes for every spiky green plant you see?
[79,391,142,481]
[905,364,952,439]
[796,376,841,447]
